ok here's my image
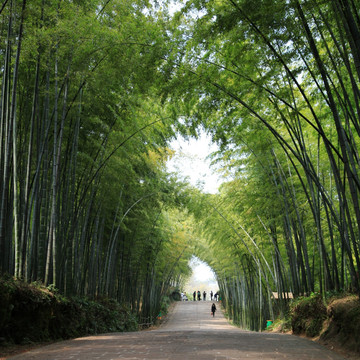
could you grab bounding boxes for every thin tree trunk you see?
[0,3,12,273]
[10,0,27,278]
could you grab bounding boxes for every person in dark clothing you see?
[210,290,213,301]
[193,291,196,301]
[211,303,217,317]
[203,290,206,301]
[197,290,201,301]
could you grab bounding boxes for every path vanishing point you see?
[6,301,345,359]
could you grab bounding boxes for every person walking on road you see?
[193,291,196,301]
[211,303,217,317]
[203,290,206,301]
[210,290,213,301]
[197,290,201,301]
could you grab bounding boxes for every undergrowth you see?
[290,292,327,337]
[0,275,138,345]
[267,291,360,356]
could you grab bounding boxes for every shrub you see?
[160,295,171,315]
[169,290,181,301]
[0,277,55,343]
[0,276,138,345]
[321,295,360,353]
[290,293,327,337]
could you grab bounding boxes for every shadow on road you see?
[6,301,346,360]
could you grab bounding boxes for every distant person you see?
[211,303,217,317]
[214,292,218,301]
[197,290,201,301]
[210,290,213,301]
[193,291,196,301]
[203,290,206,301]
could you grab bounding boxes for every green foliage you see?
[269,316,292,333]
[169,290,181,302]
[49,296,137,339]
[266,294,360,355]
[0,275,17,331]
[290,293,327,337]
[162,0,360,333]
[0,276,55,343]
[0,0,196,335]
[0,277,138,345]
[160,296,171,316]
[1,0,360,342]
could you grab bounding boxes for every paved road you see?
[6,301,345,359]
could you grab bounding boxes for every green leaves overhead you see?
[162,0,360,329]
[1,0,360,331]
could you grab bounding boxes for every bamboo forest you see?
[0,0,360,332]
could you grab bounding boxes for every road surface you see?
[6,301,345,359]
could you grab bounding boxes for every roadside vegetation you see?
[267,292,360,358]
[0,275,179,350]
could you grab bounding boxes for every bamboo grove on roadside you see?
[0,0,193,324]
[1,0,360,331]
[170,0,360,330]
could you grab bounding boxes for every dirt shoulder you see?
[317,338,360,360]
[269,295,360,360]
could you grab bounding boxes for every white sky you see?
[193,260,217,282]
[184,257,219,296]
[166,131,222,294]
[167,132,222,194]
